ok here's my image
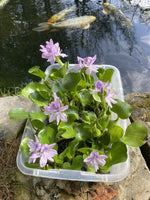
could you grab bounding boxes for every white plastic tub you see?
[16,64,130,182]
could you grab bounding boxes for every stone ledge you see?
[0,96,33,141]
[125,92,150,169]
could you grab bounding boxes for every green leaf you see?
[92,93,101,102]
[65,107,79,121]
[38,126,57,144]
[98,114,111,129]
[29,91,49,106]
[54,155,63,164]
[78,89,93,107]
[59,121,77,139]
[70,155,83,170]
[9,108,29,119]
[62,72,81,91]
[22,82,50,99]
[20,137,30,159]
[38,91,50,100]
[61,126,76,139]
[31,119,45,132]
[66,139,79,159]
[28,66,46,80]
[75,124,92,141]
[78,147,104,155]
[108,142,127,166]
[96,68,105,80]
[87,165,95,172]
[62,162,71,169]
[48,66,66,80]
[121,122,148,147]
[82,111,97,122]
[25,162,43,169]
[76,79,86,91]
[30,111,47,122]
[109,125,124,143]
[99,131,110,145]
[101,69,114,83]
[59,139,79,160]
[52,82,64,93]
[111,99,132,119]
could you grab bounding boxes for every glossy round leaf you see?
[109,125,124,143]
[38,126,57,144]
[111,99,132,119]
[62,72,81,91]
[121,122,148,147]
[28,66,46,80]
[9,108,29,119]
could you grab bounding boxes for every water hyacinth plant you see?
[9,38,148,173]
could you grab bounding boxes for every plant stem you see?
[56,56,64,67]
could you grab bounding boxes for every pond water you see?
[0,0,150,94]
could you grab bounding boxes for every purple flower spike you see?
[90,80,108,94]
[40,39,67,64]
[27,135,41,153]
[28,152,41,164]
[74,55,98,75]
[39,143,58,167]
[73,57,85,72]
[44,93,68,125]
[84,55,98,74]
[105,84,117,108]
[84,151,108,172]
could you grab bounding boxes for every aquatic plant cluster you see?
[9,39,148,173]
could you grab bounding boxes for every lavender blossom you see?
[73,56,84,72]
[90,80,108,94]
[44,93,68,125]
[39,143,58,167]
[27,135,41,153]
[74,55,98,74]
[28,152,41,164]
[105,84,117,108]
[40,39,67,64]
[84,151,108,172]
[83,55,98,74]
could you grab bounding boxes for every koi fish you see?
[49,16,96,29]
[48,6,77,23]
[32,6,77,32]
[102,3,132,29]
[33,16,96,32]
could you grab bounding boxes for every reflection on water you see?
[0,0,150,94]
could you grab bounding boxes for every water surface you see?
[0,0,150,94]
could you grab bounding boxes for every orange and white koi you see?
[32,6,77,32]
[33,16,96,32]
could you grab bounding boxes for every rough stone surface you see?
[113,146,150,200]
[11,141,150,200]
[125,93,150,168]
[0,96,33,141]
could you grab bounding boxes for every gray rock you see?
[113,146,150,200]
[125,93,150,169]
[0,96,32,141]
